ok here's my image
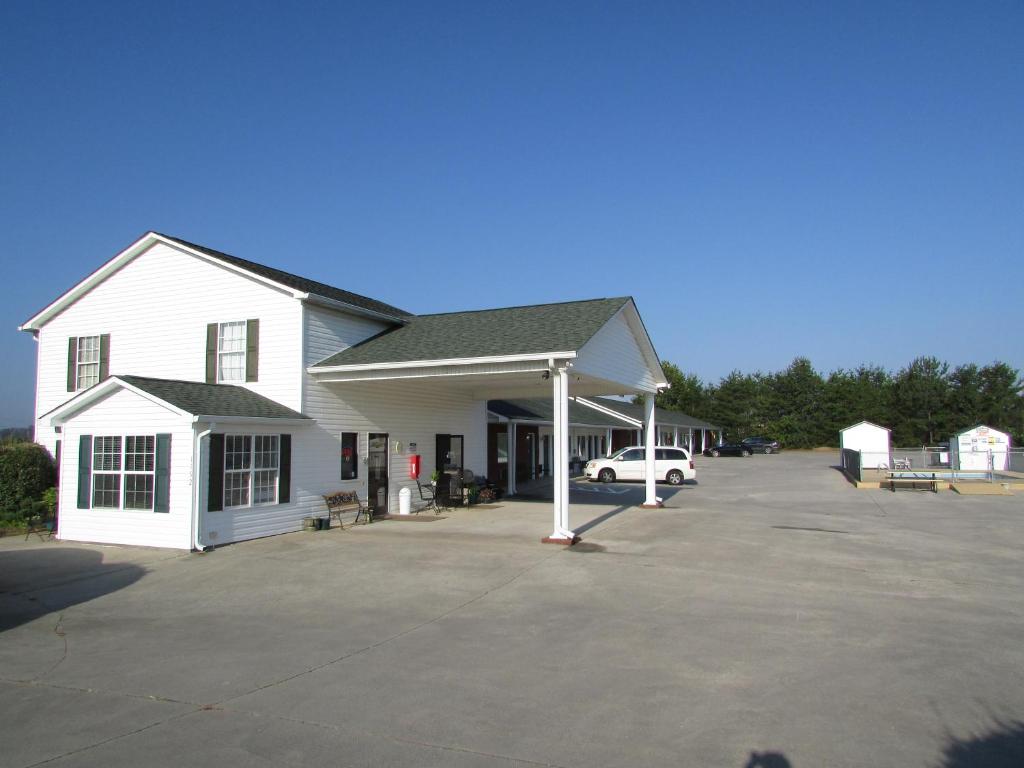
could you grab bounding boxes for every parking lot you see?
[2,451,1023,767]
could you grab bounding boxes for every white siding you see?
[297,378,486,517]
[58,388,193,549]
[839,422,891,469]
[573,308,660,393]
[298,304,486,518]
[199,422,310,546]
[34,241,303,455]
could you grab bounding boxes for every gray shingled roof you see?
[119,376,310,420]
[585,396,719,430]
[313,297,631,367]
[488,399,629,428]
[159,234,412,320]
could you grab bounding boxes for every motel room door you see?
[367,433,389,514]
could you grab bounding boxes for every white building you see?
[20,232,670,549]
[950,425,1011,471]
[839,421,891,471]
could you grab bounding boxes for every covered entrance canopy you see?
[309,297,669,542]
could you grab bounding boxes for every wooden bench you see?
[323,491,371,528]
[886,472,939,493]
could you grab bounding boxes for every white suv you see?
[585,446,696,485]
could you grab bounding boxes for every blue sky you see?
[2,1,1021,426]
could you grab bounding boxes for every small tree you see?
[0,442,57,524]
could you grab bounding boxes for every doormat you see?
[468,504,503,509]
[373,514,447,522]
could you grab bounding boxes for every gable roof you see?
[157,234,412,321]
[579,396,719,430]
[840,420,891,433]
[488,398,629,428]
[45,375,310,423]
[19,232,411,331]
[312,297,632,368]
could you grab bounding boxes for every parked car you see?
[585,446,696,485]
[741,436,780,454]
[703,442,752,457]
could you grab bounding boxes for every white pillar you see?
[548,365,574,541]
[507,423,517,497]
[673,426,679,447]
[643,393,659,507]
[605,428,613,456]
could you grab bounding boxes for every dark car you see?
[741,436,780,454]
[703,442,752,457]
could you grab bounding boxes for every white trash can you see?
[399,487,411,515]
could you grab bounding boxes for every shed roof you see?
[488,398,629,428]
[313,298,632,368]
[582,396,719,430]
[116,376,311,420]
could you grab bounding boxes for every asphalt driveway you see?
[2,451,1023,767]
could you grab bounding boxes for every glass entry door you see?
[367,433,389,514]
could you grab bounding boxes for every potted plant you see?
[430,469,441,485]
[466,482,479,505]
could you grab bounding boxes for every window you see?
[341,432,358,480]
[92,435,155,510]
[77,336,101,389]
[224,434,279,508]
[218,321,246,382]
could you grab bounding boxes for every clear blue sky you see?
[2,1,1021,426]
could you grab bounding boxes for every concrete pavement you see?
[2,451,1023,767]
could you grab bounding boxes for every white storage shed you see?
[950,425,1011,471]
[839,421,891,471]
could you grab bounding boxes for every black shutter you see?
[67,337,77,391]
[99,334,110,381]
[54,440,62,487]
[208,433,224,512]
[279,434,291,503]
[206,323,218,383]
[77,435,92,509]
[154,434,171,513]
[245,319,259,382]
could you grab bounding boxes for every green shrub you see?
[0,442,56,522]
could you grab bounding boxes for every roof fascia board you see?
[47,377,192,425]
[310,351,577,375]
[618,301,668,388]
[190,415,312,426]
[301,293,410,326]
[19,232,306,332]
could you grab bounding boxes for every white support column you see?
[605,428,613,456]
[545,364,575,542]
[673,426,679,447]
[642,393,660,508]
[507,423,517,497]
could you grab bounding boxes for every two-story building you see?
[20,232,670,550]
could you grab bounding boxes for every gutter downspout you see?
[192,421,216,552]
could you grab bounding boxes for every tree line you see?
[651,357,1024,449]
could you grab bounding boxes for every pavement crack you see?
[32,613,69,681]
[21,707,197,767]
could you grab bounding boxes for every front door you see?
[368,433,389,514]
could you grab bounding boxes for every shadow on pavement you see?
[744,752,792,768]
[0,547,147,632]
[937,718,1024,768]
